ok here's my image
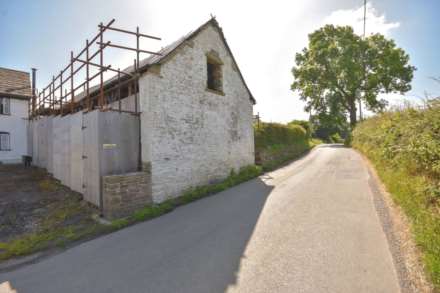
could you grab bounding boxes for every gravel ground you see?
[0,164,99,252]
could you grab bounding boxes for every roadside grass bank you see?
[111,165,262,228]
[352,99,440,289]
[254,122,321,171]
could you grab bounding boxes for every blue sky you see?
[375,1,440,99]
[1,0,439,122]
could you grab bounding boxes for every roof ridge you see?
[0,67,30,74]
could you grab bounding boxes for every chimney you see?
[31,68,37,114]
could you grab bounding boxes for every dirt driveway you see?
[0,164,101,261]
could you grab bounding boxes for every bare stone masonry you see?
[102,168,152,219]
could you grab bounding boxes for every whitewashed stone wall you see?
[139,24,255,203]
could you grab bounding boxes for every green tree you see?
[310,111,349,142]
[287,120,312,137]
[291,25,415,127]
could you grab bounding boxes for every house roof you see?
[0,67,32,99]
[76,18,256,104]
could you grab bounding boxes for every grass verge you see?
[0,196,108,261]
[354,146,440,289]
[111,165,262,229]
[352,99,440,289]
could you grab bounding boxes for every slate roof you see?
[0,67,32,99]
[76,18,256,104]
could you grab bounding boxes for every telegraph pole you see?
[359,0,366,121]
[363,0,367,37]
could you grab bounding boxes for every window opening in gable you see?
[207,57,223,93]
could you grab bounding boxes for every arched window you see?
[0,132,10,151]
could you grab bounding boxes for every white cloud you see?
[322,2,400,36]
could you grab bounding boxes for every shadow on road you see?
[1,178,274,293]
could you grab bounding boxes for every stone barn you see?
[30,18,255,218]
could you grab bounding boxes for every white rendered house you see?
[0,67,32,164]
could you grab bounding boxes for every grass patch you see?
[38,178,59,192]
[0,224,106,261]
[0,194,105,261]
[352,98,440,289]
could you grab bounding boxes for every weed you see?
[38,179,59,192]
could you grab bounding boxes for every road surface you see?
[0,145,401,293]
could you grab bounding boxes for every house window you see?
[0,98,10,115]
[206,54,223,93]
[0,132,10,151]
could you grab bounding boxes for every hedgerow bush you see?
[352,98,440,288]
[254,122,318,171]
[287,120,312,138]
[353,99,440,181]
[255,122,307,149]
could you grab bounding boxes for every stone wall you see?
[102,169,152,219]
[139,23,255,203]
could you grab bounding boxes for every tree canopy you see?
[291,25,415,127]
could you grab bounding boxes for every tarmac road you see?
[0,145,401,293]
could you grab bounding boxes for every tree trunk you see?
[349,102,357,128]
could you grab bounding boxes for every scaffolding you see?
[30,19,161,118]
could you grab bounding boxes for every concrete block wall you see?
[52,116,62,179]
[70,112,84,194]
[99,110,140,176]
[30,110,141,213]
[82,110,100,206]
[47,117,54,174]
